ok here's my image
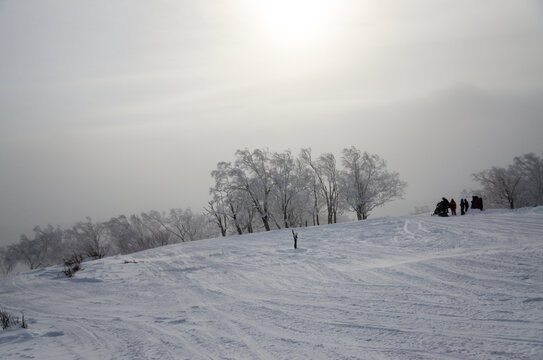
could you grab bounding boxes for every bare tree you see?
[270,150,310,228]
[10,225,64,269]
[226,190,255,234]
[340,147,406,220]
[205,198,228,237]
[11,236,41,270]
[67,218,110,259]
[472,166,524,209]
[513,152,543,206]
[106,214,159,254]
[142,209,215,243]
[208,161,248,236]
[34,225,66,265]
[0,246,17,274]
[168,208,214,242]
[307,171,322,226]
[301,148,340,224]
[232,148,276,231]
[288,157,316,227]
[140,210,176,245]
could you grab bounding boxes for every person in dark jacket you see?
[433,198,450,217]
[450,198,457,216]
[460,198,466,215]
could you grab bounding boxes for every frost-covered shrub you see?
[62,253,84,278]
[1,307,27,330]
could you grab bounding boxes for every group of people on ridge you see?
[433,196,483,217]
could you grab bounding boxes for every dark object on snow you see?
[292,229,298,249]
[471,196,483,211]
[433,198,450,217]
[1,308,27,330]
[62,253,84,278]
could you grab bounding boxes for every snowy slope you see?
[1,208,542,359]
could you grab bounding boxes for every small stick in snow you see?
[123,259,141,264]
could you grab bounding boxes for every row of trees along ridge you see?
[206,147,406,235]
[1,146,406,274]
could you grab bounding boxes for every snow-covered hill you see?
[1,208,542,359]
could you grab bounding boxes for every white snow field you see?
[1,208,543,360]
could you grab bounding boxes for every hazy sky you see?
[1,0,543,246]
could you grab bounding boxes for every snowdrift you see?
[1,208,542,359]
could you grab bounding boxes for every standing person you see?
[460,199,466,215]
[464,198,469,213]
[450,198,457,216]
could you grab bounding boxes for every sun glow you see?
[257,0,333,38]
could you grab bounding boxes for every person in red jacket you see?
[450,198,457,215]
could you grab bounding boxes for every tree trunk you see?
[356,206,363,221]
[283,207,289,228]
[261,215,271,231]
[230,204,243,235]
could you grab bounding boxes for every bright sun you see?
[257,0,332,38]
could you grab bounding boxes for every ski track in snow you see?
[1,208,542,359]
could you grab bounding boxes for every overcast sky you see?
[1,0,543,246]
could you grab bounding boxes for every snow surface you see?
[1,208,543,359]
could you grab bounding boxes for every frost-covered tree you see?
[142,209,215,243]
[224,189,256,234]
[169,208,215,242]
[208,161,250,236]
[289,157,316,227]
[340,147,406,220]
[141,210,180,243]
[106,214,154,254]
[270,150,311,228]
[10,225,65,269]
[513,152,543,206]
[10,236,41,270]
[0,246,17,274]
[472,152,543,210]
[306,170,323,226]
[67,218,110,259]
[232,149,276,231]
[206,198,229,237]
[472,166,525,209]
[301,148,340,224]
[34,225,66,265]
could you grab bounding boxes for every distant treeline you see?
[2,146,409,274]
